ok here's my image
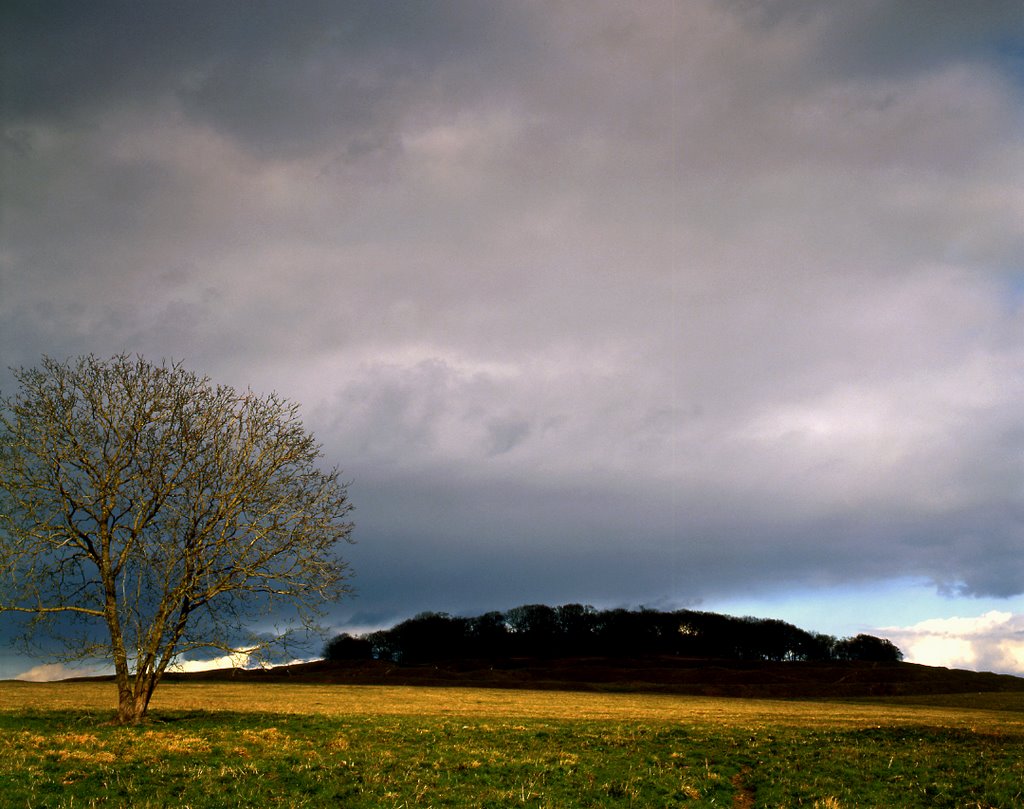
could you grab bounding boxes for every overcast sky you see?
[3,1,1024,678]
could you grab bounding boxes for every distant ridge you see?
[160,656,1024,699]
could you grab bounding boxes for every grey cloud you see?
[486,418,531,456]
[2,1,529,157]
[310,323,1024,610]
[333,475,1024,631]
[728,0,1024,77]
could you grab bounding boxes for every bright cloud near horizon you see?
[884,611,1024,673]
[3,1,1024,678]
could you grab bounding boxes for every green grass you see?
[0,682,1021,807]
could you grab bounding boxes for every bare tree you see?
[0,354,355,723]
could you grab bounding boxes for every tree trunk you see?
[116,689,148,725]
[115,673,155,724]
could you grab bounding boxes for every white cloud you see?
[168,648,315,673]
[168,648,257,673]
[14,663,107,682]
[9,653,309,681]
[883,611,1024,675]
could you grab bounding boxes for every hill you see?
[162,655,1024,699]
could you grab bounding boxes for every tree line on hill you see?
[323,604,903,665]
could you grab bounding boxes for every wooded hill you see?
[323,604,903,665]
[164,605,1024,699]
[157,607,1024,699]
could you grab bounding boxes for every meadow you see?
[0,681,1021,807]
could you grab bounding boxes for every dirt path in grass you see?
[731,767,755,809]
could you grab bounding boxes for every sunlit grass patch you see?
[7,679,1024,727]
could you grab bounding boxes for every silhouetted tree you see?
[364,629,396,662]
[595,608,660,656]
[834,634,903,663]
[387,612,468,662]
[738,617,818,662]
[554,604,598,655]
[676,610,743,658]
[506,604,559,656]
[466,611,510,658]
[323,633,373,661]
[803,632,839,662]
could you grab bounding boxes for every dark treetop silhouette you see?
[326,604,903,665]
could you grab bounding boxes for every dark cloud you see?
[330,462,1024,631]
[2,1,527,157]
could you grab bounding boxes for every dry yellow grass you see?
[3,679,1024,732]
[2,681,1022,807]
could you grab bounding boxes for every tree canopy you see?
[0,354,355,723]
[326,605,903,665]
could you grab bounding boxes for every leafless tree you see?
[0,354,355,723]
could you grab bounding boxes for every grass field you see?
[0,681,1021,807]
